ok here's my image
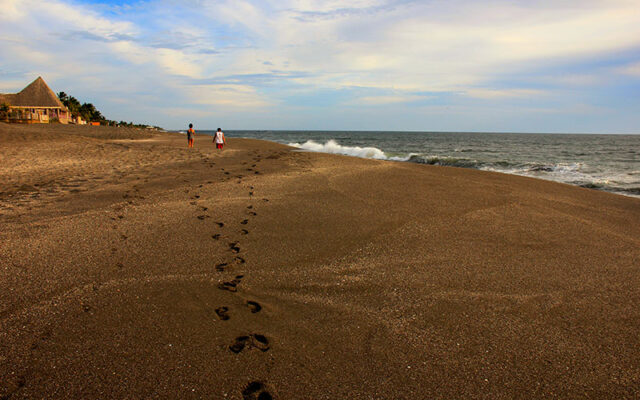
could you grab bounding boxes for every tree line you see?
[57,92,104,122]
[57,92,162,129]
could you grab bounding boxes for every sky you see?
[0,0,639,133]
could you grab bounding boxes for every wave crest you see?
[289,140,389,160]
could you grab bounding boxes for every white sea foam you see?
[480,162,588,182]
[286,138,639,197]
[288,140,390,160]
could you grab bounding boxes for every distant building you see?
[0,77,70,124]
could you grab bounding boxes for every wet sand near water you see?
[1,123,639,399]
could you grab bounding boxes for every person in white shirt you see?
[214,128,226,150]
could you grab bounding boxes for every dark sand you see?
[1,123,639,399]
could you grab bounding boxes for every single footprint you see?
[197,215,209,220]
[190,201,197,205]
[250,334,270,352]
[215,262,228,271]
[241,229,249,235]
[215,222,225,227]
[234,256,246,264]
[218,282,237,292]
[229,242,240,253]
[242,381,273,400]
[246,301,262,313]
[200,206,208,211]
[230,336,250,353]
[215,306,230,321]
[212,234,221,240]
[262,198,269,202]
[249,191,254,196]
[247,205,253,209]
[241,219,249,225]
[218,276,242,292]
[248,211,257,216]
[229,333,269,353]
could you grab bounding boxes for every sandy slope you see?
[1,123,639,399]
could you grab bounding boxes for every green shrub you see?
[0,103,10,119]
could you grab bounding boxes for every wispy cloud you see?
[615,61,640,77]
[465,88,546,99]
[59,30,137,42]
[351,94,431,105]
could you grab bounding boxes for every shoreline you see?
[182,130,640,199]
[1,123,639,398]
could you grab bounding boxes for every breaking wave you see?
[289,140,482,167]
[288,139,639,198]
[289,140,390,160]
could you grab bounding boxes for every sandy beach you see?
[1,123,639,399]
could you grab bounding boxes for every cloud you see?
[188,70,313,86]
[540,74,604,87]
[59,30,137,42]
[465,88,546,99]
[197,49,221,55]
[352,94,431,105]
[289,1,408,22]
[0,0,28,20]
[615,61,640,77]
[185,84,272,108]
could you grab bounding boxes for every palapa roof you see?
[0,77,66,108]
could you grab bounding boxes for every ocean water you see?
[196,130,640,198]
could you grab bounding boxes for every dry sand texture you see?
[1,123,639,399]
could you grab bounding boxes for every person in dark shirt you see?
[187,123,195,148]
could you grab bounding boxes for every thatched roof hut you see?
[0,77,66,108]
[0,77,69,123]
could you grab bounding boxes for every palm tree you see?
[57,92,68,104]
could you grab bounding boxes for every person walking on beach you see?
[187,123,195,148]
[214,128,226,151]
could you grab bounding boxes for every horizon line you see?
[168,128,640,136]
